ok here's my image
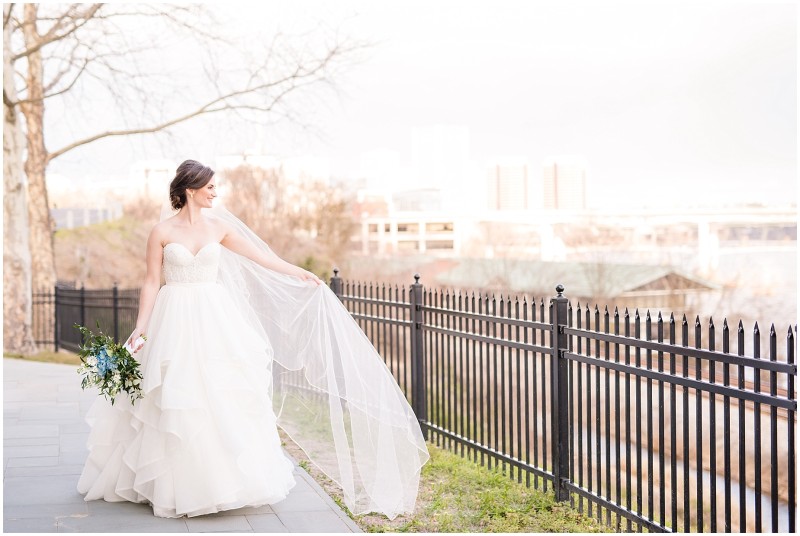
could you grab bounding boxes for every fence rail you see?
[32,271,796,533]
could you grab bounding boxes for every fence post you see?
[53,285,59,352]
[112,282,119,343]
[330,267,343,301]
[550,284,570,502]
[79,285,86,331]
[410,273,428,440]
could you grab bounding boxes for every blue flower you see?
[96,346,114,376]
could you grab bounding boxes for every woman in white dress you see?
[77,160,429,519]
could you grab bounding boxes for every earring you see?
[189,192,194,199]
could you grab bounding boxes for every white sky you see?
[46,0,797,209]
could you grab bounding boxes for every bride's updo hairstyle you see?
[169,160,215,210]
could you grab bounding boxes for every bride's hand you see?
[293,268,323,286]
[126,327,147,354]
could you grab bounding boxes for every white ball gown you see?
[77,242,297,517]
[77,206,430,520]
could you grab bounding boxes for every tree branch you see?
[46,46,339,163]
[11,4,102,62]
[3,3,14,29]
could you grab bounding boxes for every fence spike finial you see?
[333,267,339,277]
[695,315,701,328]
[555,284,565,297]
[669,312,675,324]
[709,316,714,328]
[738,319,744,333]
[723,317,728,329]
[413,273,420,284]
[769,323,775,336]
[754,321,760,336]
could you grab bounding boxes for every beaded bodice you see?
[162,242,221,284]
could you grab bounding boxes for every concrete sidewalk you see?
[3,358,361,533]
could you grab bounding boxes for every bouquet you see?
[74,322,145,405]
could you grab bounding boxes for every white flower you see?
[87,356,97,366]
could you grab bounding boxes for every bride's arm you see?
[127,226,165,351]
[219,221,322,286]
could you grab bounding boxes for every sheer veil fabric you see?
[159,200,430,519]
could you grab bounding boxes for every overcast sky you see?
[47,0,797,209]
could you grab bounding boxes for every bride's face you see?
[188,177,217,208]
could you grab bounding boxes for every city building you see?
[487,158,530,211]
[355,214,459,256]
[542,155,587,210]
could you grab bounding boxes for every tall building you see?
[542,156,587,210]
[487,158,529,211]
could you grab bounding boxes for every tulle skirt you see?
[76,282,296,518]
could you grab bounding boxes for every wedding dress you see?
[77,241,297,517]
[77,204,429,519]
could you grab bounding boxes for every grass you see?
[4,350,81,366]
[280,429,610,533]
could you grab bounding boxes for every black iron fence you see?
[33,284,140,352]
[329,271,796,533]
[32,272,796,532]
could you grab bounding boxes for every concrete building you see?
[543,155,587,210]
[355,213,459,256]
[487,158,529,211]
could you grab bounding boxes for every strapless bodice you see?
[162,242,221,284]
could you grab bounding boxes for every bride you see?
[77,160,430,519]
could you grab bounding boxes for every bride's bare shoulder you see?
[147,219,174,244]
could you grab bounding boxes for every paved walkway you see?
[3,358,361,533]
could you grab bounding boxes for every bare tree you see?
[3,4,37,354]
[3,3,361,353]
[221,163,357,281]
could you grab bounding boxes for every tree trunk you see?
[3,5,38,354]
[20,4,57,293]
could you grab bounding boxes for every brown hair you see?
[169,160,215,210]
